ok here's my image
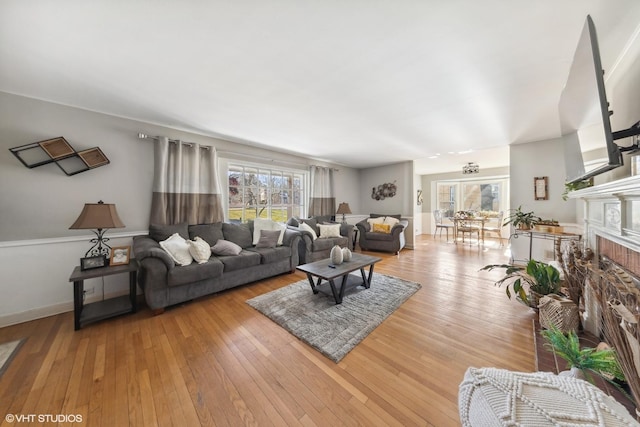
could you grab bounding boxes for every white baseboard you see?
[0,302,73,328]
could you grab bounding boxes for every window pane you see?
[227,164,306,223]
[244,168,258,186]
[437,183,456,217]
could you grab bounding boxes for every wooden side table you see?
[68,261,138,330]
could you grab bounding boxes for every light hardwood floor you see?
[0,235,536,426]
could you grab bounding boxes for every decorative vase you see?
[330,245,343,265]
[341,247,352,262]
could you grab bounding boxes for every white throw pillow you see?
[299,221,317,240]
[367,217,385,230]
[159,233,193,266]
[318,223,341,238]
[383,216,400,227]
[187,236,211,264]
[253,218,286,246]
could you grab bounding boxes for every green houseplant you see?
[503,206,540,230]
[541,325,625,385]
[480,259,562,307]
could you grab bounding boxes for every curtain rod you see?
[137,133,211,150]
[137,133,338,170]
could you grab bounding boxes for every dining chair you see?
[482,211,505,246]
[455,217,481,244]
[433,210,454,241]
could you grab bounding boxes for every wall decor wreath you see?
[371,181,397,200]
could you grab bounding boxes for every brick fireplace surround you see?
[569,175,640,416]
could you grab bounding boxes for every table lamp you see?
[69,200,125,257]
[336,202,352,224]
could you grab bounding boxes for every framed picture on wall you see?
[534,176,548,200]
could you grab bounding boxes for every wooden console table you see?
[69,261,138,330]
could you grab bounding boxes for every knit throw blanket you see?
[459,367,639,426]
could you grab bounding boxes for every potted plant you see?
[503,206,540,230]
[540,325,625,385]
[562,178,594,201]
[480,259,562,308]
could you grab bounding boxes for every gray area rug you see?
[246,273,421,362]
[0,338,24,377]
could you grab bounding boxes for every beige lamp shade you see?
[336,203,352,215]
[70,201,125,230]
[70,201,125,258]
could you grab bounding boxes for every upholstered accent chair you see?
[355,214,408,254]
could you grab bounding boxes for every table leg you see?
[362,264,376,289]
[73,280,83,331]
[306,273,322,294]
[129,271,138,313]
[328,279,342,304]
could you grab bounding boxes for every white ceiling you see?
[1,1,639,174]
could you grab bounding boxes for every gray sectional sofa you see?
[133,221,301,312]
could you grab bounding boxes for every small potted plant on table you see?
[503,206,540,230]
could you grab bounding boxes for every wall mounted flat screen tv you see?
[561,15,640,184]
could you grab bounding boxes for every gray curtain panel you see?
[151,136,224,225]
[308,166,335,217]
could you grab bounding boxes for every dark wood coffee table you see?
[296,253,382,304]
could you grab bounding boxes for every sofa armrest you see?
[355,219,370,233]
[133,235,175,271]
[282,227,301,247]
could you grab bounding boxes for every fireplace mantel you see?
[568,175,640,254]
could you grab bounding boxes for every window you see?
[462,183,501,211]
[435,178,508,216]
[436,183,457,218]
[227,164,305,222]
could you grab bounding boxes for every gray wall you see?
[0,91,360,242]
[358,161,413,216]
[0,92,366,325]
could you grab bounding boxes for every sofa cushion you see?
[159,233,193,266]
[187,237,211,264]
[256,229,280,248]
[211,239,242,256]
[188,223,224,246]
[299,222,317,240]
[372,223,392,233]
[299,218,319,236]
[315,215,333,224]
[167,258,224,287]
[222,222,253,248]
[367,217,385,230]
[287,217,300,227]
[370,213,401,219]
[150,222,189,242]
[312,236,348,251]
[247,246,292,264]
[318,223,341,238]
[217,250,261,272]
[364,231,394,241]
[252,218,285,245]
[383,216,400,227]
